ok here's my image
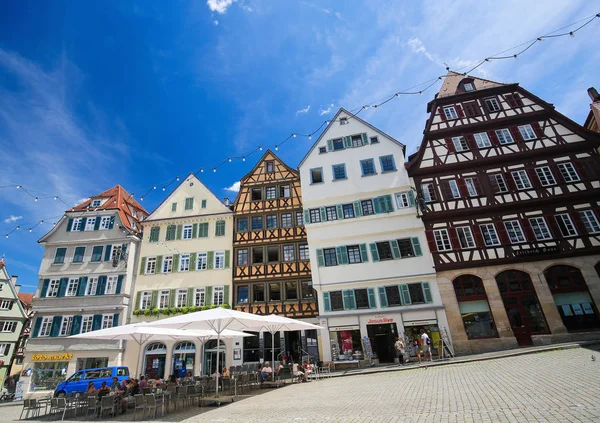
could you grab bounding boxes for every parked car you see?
[54,366,129,397]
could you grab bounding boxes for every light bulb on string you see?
[162,187,166,191]
[140,197,144,201]
[213,168,217,173]
[514,54,518,60]
[29,229,32,233]
[259,146,263,151]
[395,93,400,97]
[200,168,204,173]
[242,157,246,162]
[4,235,7,239]
[176,176,180,181]
[16,185,21,189]
[275,145,278,151]
[569,31,574,38]
[34,197,38,202]
[537,37,544,42]
[153,185,157,190]
[54,196,58,200]
[292,134,296,138]
[228,158,232,162]
[309,135,312,140]
[16,226,20,230]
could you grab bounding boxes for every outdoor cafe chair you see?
[133,394,146,421]
[51,397,76,421]
[144,394,159,420]
[99,395,115,418]
[20,398,43,420]
[85,396,98,418]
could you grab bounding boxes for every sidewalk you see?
[326,339,600,378]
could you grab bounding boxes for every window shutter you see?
[139,257,146,275]
[323,292,331,312]
[353,201,362,217]
[455,104,464,118]
[343,136,352,148]
[206,286,213,305]
[570,212,587,235]
[425,230,437,253]
[520,218,536,242]
[445,138,456,153]
[77,277,87,296]
[189,253,197,271]
[383,195,393,212]
[400,284,411,305]
[449,227,459,250]
[104,245,113,262]
[224,250,231,268]
[207,252,214,269]
[41,279,50,298]
[531,122,543,139]
[92,315,102,331]
[369,243,379,262]
[304,210,310,225]
[187,288,194,307]
[79,218,86,231]
[156,256,163,272]
[116,275,123,294]
[407,190,415,207]
[496,222,510,244]
[361,133,369,145]
[71,316,82,335]
[359,244,369,262]
[422,282,433,303]
[457,179,468,197]
[319,207,327,222]
[192,224,198,239]
[94,218,101,230]
[438,107,447,121]
[342,290,351,310]
[348,290,357,309]
[153,290,160,308]
[367,288,376,308]
[224,286,230,305]
[316,249,324,267]
[108,216,115,229]
[50,316,62,337]
[378,287,388,307]
[510,126,524,142]
[373,197,383,214]
[173,254,180,272]
[488,130,500,146]
[135,292,142,309]
[96,276,107,296]
[336,246,348,265]
[471,226,484,248]
[200,223,209,238]
[58,278,68,297]
[113,313,119,327]
[66,218,73,232]
[411,237,423,256]
[336,204,344,220]
[176,225,183,240]
[32,317,42,338]
[390,240,401,259]
[326,139,333,152]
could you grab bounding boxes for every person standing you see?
[421,330,433,362]
[394,337,406,366]
[412,339,421,364]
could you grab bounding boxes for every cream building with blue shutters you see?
[299,108,450,365]
[125,174,237,379]
[22,186,147,397]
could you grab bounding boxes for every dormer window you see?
[340,117,348,125]
[91,199,102,207]
[265,161,275,173]
[132,210,137,218]
[463,82,475,92]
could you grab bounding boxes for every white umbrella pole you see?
[215,329,221,397]
[272,331,275,382]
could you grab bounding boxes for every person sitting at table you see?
[111,376,124,393]
[222,367,230,378]
[86,382,97,393]
[129,379,140,396]
[303,362,313,378]
[184,371,195,384]
[260,362,273,382]
[167,374,178,386]
[139,376,147,389]
[275,361,284,377]
[293,363,305,383]
[98,381,110,397]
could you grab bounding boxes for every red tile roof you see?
[18,293,33,306]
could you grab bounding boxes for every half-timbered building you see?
[407,72,600,354]
[232,150,319,363]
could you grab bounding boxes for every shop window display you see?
[453,275,498,339]
[31,362,69,391]
[329,328,362,361]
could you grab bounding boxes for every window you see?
[296,211,304,226]
[176,289,187,308]
[422,184,435,203]
[280,185,291,198]
[162,256,173,273]
[443,106,458,120]
[267,246,279,263]
[266,161,275,173]
[323,248,337,267]
[376,242,393,261]
[182,225,192,239]
[394,192,409,209]
[463,82,474,91]
[0,300,11,310]
[340,117,348,125]
[159,290,170,309]
[184,198,194,210]
[171,202,177,212]
[251,216,263,230]
[463,101,479,117]
[80,315,93,333]
[201,199,207,209]
[194,288,206,306]
[453,275,498,339]
[369,136,379,144]
[319,146,327,154]
[310,168,323,184]
[456,226,476,249]
[474,132,491,148]
[379,155,396,172]
[489,174,508,193]
[330,291,344,311]
[511,170,532,190]
[408,283,426,304]
[495,128,514,144]
[54,248,67,264]
[0,344,9,356]
[536,167,556,186]
[557,162,580,182]
[332,164,346,180]
[214,251,225,269]
[71,218,83,231]
[267,215,277,229]
[253,283,265,302]
[480,224,500,246]
[580,210,600,234]
[505,93,523,108]
[518,124,536,140]
[83,277,97,296]
[361,159,376,176]
[452,136,469,152]
[39,317,52,337]
[448,180,460,198]
[301,281,314,299]
[215,220,226,237]
[434,229,452,251]
[252,247,264,264]
[351,134,363,147]
[91,199,102,207]
[504,221,526,243]
[285,282,298,300]
[66,278,79,297]
[59,316,73,337]
[529,217,552,240]
[325,206,337,221]
[342,204,355,218]
[1,321,17,332]
[140,292,152,310]
[309,209,321,223]
[72,246,85,263]
[332,138,344,151]
[105,276,118,294]
[237,249,248,266]
[99,216,112,230]
[351,289,368,309]
[385,286,402,307]
[281,213,292,227]
[265,186,276,200]
[196,252,207,270]
[485,97,501,112]
[145,257,156,274]
[101,315,114,330]
[361,200,374,216]
[47,280,60,297]
[237,218,248,232]
[251,188,262,201]
[299,244,310,261]
[346,245,362,264]
[269,283,281,301]
[89,245,103,262]
[84,218,96,231]
[213,286,224,305]
[555,214,577,237]
[465,178,478,196]
[179,253,190,272]
[283,245,295,262]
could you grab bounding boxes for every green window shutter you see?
[176,225,183,240]
[185,197,194,210]
[343,289,356,310]
[206,286,213,305]
[359,244,369,262]
[323,292,331,312]
[361,133,369,145]
[156,255,163,272]
[40,279,50,298]
[171,202,177,212]
[58,278,68,297]
[378,287,388,307]
[32,317,42,338]
[152,290,159,308]
[400,284,412,305]
[304,210,310,224]
[116,275,123,294]
[139,257,147,275]
[390,240,401,259]
[319,207,326,222]
[135,292,142,309]
[326,139,333,152]
[373,197,383,214]
[353,201,363,217]
[189,253,196,270]
[201,199,207,208]
[50,316,62,337]
[343,136,352,148]
[108,216,115,229]
[173,254,180,272]
[336,204,344,220]
[113,313,120,327]
[67,218,73,232]
[407,190,415,207]
[207,251,214,269]
[336,246,348,265]
[187,288,194,306]
[369,243,380,262]
[316,249,324,267]
[94,218,101,230]
[149,227,159,242]
[199,223,208,238]
[79,218,86,231]
[192,224,198,239]
[224,250,231,268]
[71,316,82,335]
[165,225,174,241]
[92,315,102,331]
[169,289,176,308]
[422,282,433,303]
[367,288,376,308]
[224,285,230,305]
[411,237,423,256]
[383,195,394,212]
[96,276,107,296]
[104,245,113,262]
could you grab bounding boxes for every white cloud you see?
[3,215,22,224]
[213,20,219,26]
[296,105,311,115]
[319,104,334,115]
[224,181,240,192]
[406,38,440,65]
[301,2,346,22]
[207,0,236,14]
[75,198,90,206]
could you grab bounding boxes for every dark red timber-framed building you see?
[406,72,600,354]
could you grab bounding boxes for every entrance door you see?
[284,331,300,362]
[204,351,225,376]
[366,323,397,363]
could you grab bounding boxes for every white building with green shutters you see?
[298,108,450,365]
[124,174,237,379]
[22,185,147,397]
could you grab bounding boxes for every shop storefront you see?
[328,325,363,362]
[403,320,441,358]
[144,343,167,380]
[172,342,196,377]
[29,354,73,393]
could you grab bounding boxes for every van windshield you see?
[66,371,83,382]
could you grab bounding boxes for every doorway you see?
[203,340,226,376]
[284,331,301,363]
[144,343,167,380]
[366,323,398,363]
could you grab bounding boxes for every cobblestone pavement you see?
[10,345,600,423]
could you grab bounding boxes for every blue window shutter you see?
[303,209,310,225]
[316,249,324,267]
[116,275,124,294]
[66,218,73,232]
[336,204,344,219]
[32,317,42,338]
[71,316,82,335]
[422,282,433,303]
[113,313,120,327]
[359,244,369,262]
[411,237,423,256]
[326,139,333,152]
[353,201,362,217]
[121,244,127,259]
[323,292,331,312]
[407,190,415,207]
[40,279,50,298]
[108,216,115,229]
[343,136,352,148]
[92,315,102,331]
[374,197,383,214]
[79,218,86,231]
[378,287,388,307]
[94,218,101,230]
[96,276,107,296]
[77,277,87,296]
[390,240,401,259]
[104,245,112,262]
[367,288,376,308]
[400,284,411,305]
[319,207,327,222]
[369,243,379,262]
[50,316,62,337]
[58,278,68,297]
[361,133,369,145]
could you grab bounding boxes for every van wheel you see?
[56,391,66,398]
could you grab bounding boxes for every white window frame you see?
[47,279,60,297]
[101,314,114,330]
[456,226,475,249]
[299,245,310,261]
[81,315,93,333]
[535,166,556,186]
[463,82,474,91]
[214,251,225,270]
[66,278,79,297]
[495,128,514,144]
[194,288,206,307]
[182,225,193,240]
[176,289,187,308]
[474,132,491,148]
[59,316,73,337]
[511,170,532,190]
[99,216,111,230]
[452,136,469,152]
[0,344,10,356]
[448,180,461,198]
[84,217,96,231]
[140,292,152,310]
[162,256,173,273]
[0,300,11,310]
[485,97,501,112]
[557,162,580,182]
[490,174,508,193]
[504,220,526,244]
[529,217,552,240]
[213,286,224,306]
[480,223,501,246]
[422,184,434,203]
[145,257,157,275]
[555,214,577,237]
[580,210,600,234]
[159,290,170,309]
[39,317,52,337]
[395,192,410,209]
[464,178,478,197]
[196,252,208,271]
[179,253,190,272]
[71,218,83,231]
[91,199,102,207]
[433,229,452,252]
[518,124,536,140]
[105,276,118,295]
[443,106,458,120]
[1,321,16,332]
[86,277,98,296]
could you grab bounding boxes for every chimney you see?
[11,275,20,293]
[588,87,600,102]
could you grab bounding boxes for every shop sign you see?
[329,325,360,331]
[32,353,73,361]
[514,246,559,257]
[404,320,437,326]
[367,316,394,325]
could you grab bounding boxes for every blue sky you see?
[1,0,598,292]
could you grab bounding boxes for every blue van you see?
[54,366,130,397]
